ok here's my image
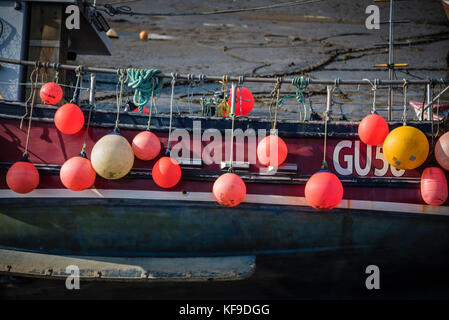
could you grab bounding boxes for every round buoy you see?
[40,82,63,105]
[305,171,343,210]
[132,131,161,160]
[6,161,39,194]
[358,113,389,146]
[139,31,148,40]
[152,157,181,188]
[382,126,429,170]
[60,155,96,191]
[213,172,246,207]
[226,87,255,116]
[257,135,288,167]
[90,132,135,180]
[435,132,449,171]
[54,103,85,134]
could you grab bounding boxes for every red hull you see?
[1,107,448,216]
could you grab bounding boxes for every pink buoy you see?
[435,132,449,171]
[421,167,448,206]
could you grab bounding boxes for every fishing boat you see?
[0,0,448,282]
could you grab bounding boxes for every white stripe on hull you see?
[0,189,448,216]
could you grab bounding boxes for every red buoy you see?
[60,156,96,191]
[305,171,343,210]
[6,161,39,194]
[358,113,389,146]
[257,135,288,167]
[152,157,181,188]
[40,82,63,105]
[132,131,161,160]
[421,167,448,206]
[213,172,246,207]
[226,87,255,116]
[435,132,449,171]
[54,103,85,134]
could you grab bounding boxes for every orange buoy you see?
[132,131,161,160]
[60,155,96,191]
[54,103,85,134]
[40,82,63,105]
[227,87,255,116]
[152,156,181,188]
[139,31,148,40]
[213,172,246,207]
[6,161,39,194]
[435,132,449,171]
[305,171,343,210]
[421,167,448,206]
[358,113,389,146]
[257,135,288,167]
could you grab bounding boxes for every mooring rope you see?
[127,68,164,112]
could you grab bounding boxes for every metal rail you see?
[0,57,448,86]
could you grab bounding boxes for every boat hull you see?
[1,197,449,257]
[1,103,449,260]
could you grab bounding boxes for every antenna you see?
[373,0,410,121]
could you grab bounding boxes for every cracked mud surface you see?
[73,0,449,120]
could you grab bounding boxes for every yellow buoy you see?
[90,132,134,180]
[383,126,429,170]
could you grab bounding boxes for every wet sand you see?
[74,0,449,120]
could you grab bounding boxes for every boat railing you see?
[0,57,448,123]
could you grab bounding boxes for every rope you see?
[402,79,408,125]
[126,68,163,112]
[114,69,127,132]
[23,63,40,159]
[363,78,378,114]
[271,77,282,132]
[19,65,40,130]
[228,83,236,173]
[80,103,95,156]
[96,0,324,17]
[70,66,83,104]
[166,73,177,155]
[146,89,155,131]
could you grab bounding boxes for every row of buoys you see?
[358,113,449,206]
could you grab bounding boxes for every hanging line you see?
[80,101,95,157]
[271,77,282,133]
[228,82,237,173]
[19,64,40,130]
[187,74,194,115]
[126,68,163,112]
[146,88,155,131]
[40,62,48,85]
[165,73,177,156]
[322,85,333,170]
[291,76,308,122]
[238,76,244,117]
[22,62,40,160]
[401,79,408,126]
[70,66,84,104]
[363,78,379,114]
[114,68,127,132]
[54,63,61,84]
